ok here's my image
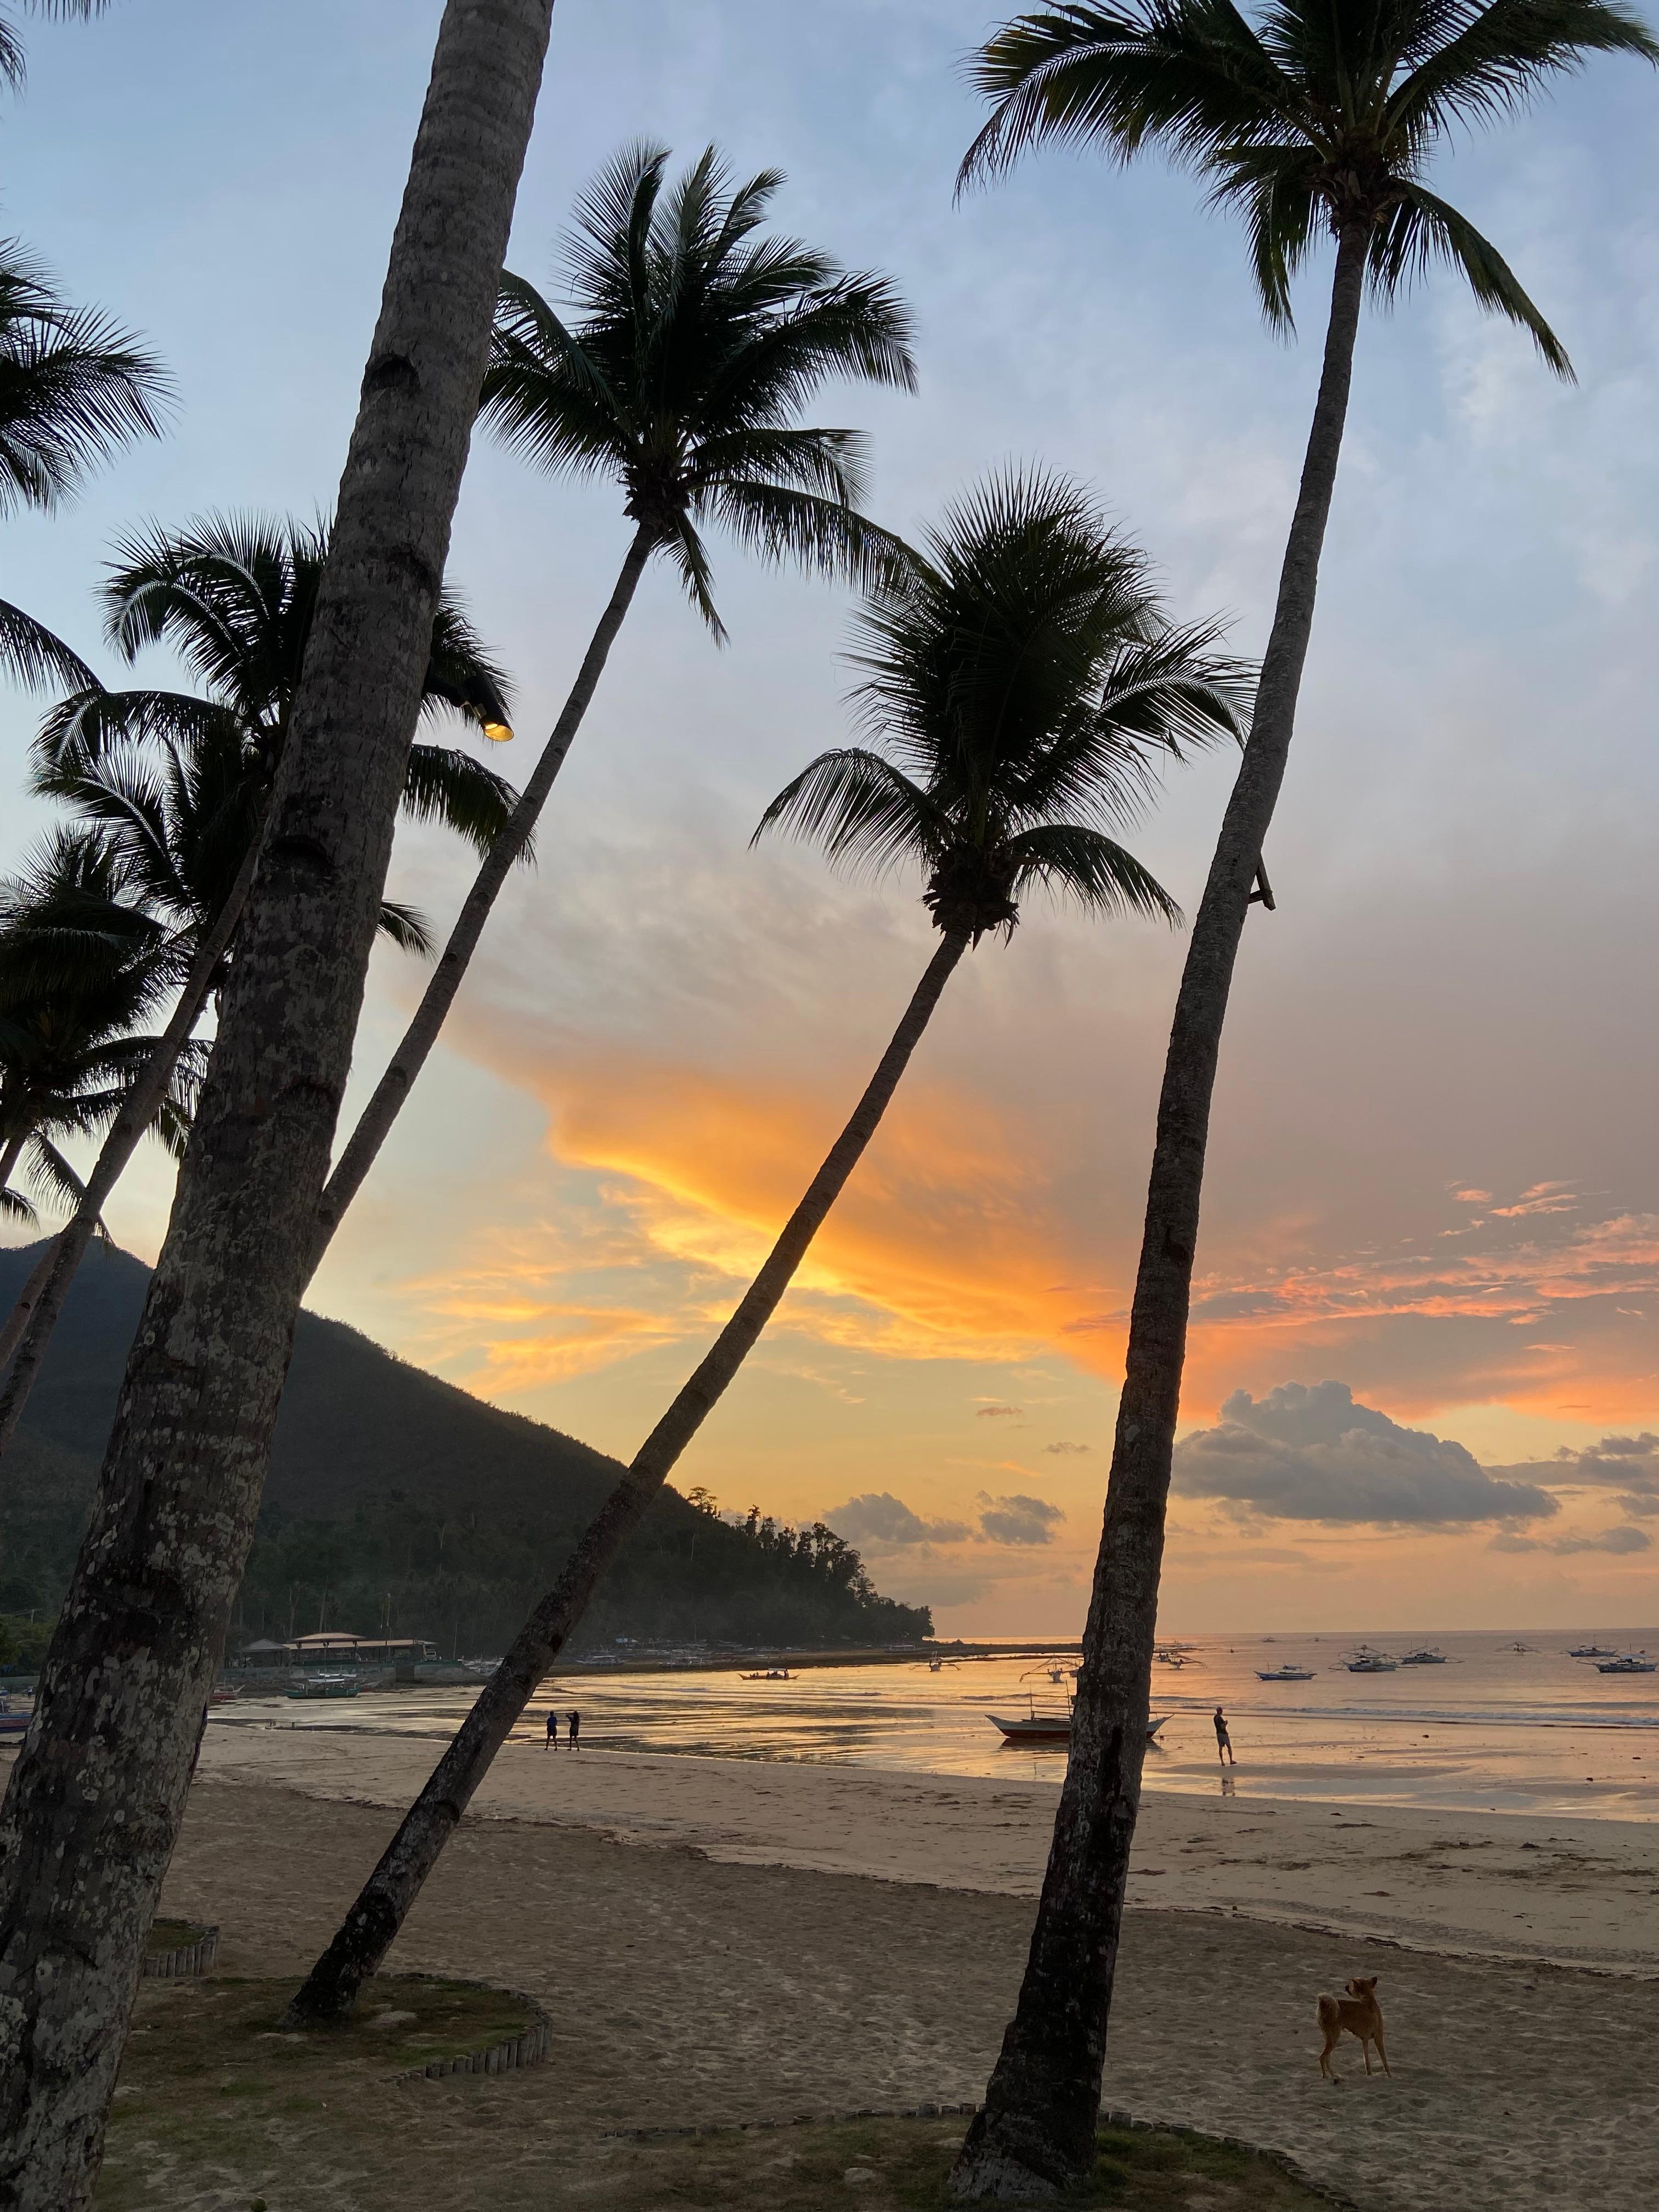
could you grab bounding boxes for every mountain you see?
[0,1240,931,1655]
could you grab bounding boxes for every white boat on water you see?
[1595,1654,1657,1674]
[1255,1665,1315,1682]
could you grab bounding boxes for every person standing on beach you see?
[1213,1707,1234,1765]
[544,1709,558,1750]
[568,1709,581,1750]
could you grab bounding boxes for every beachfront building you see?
[232,1633,437,1673]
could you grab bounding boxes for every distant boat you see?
[1568,1645,1617,1658]
[1595,1654,1657,1674]
[1345,1651,1399,1673]
[741,1668,792,1681]
[1398,1649,1447,1666]
[1255,1665,1316,1682]
[988,1709,1169,1746]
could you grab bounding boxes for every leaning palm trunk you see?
[0,8,556,2204]
[950,227,1369,2202]
[0,825,264,1453]
[285,927,969,2024]
[313,522,652,1257]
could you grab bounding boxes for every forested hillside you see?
[0,1242,930,1655]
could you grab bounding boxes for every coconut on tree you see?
[312,137,918,1255]
[281,467,1251,2027]
[949,3,1659,2196]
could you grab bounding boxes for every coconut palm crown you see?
[31,513,520,957]
[0,239,167,692]
[755,470,1251,942]
[479,140,917,639]
[0,828,202,1224]
[960,0,1659,373]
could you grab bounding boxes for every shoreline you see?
[191,1723,1659,1977]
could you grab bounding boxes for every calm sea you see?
[245,1628,1659,1824]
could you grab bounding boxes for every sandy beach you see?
[199,1718,1659,1973]
[10,1724,1657,2209]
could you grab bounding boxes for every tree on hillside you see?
[312,138,917,1252]
[0,4,558,2199]
[0,514,520,1458]
[947,5,1659,2196]
[281,467,1249,2028]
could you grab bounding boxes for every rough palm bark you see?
[949,225,1369,2201]
[0,827,263,1454]
[0,6,556,2204]
[313,523,652,1256]
[285,927,970,2023]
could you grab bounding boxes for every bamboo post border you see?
[139,1924,219,1980]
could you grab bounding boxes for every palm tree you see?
[0,3,557,2197]
[0,240,167,692]
[312,138,917,1257]
[949,5,1659,2194]
[282,470,1250,2027]
[0,512,521,1459]
[0,830,198,1224]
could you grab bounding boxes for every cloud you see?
[977,1491,1065,1545]
[1487,1432,1659,1501]
[1488,1523,1651,1556]
[1043,1440,1091,1455]
[1173,1381,1558,1527]
[977,1403,1024,1420]
[822,1492,970,1549]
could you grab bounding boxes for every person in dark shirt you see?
[1213,1706,1234,1765]
[568,1709,581,1750]
[544,1709,559,1750]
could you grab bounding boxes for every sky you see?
[3,1,1658,1635]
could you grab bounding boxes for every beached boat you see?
[1595,1654,1657,1674]
[1255,1665,1315,1682]
[986,1709,1169,1746]
[286,1673,359,1699]
[0,1694,31,1738]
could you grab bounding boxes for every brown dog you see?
[1317,1976,1390,2079]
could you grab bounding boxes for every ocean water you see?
[242,1628,1659,1824]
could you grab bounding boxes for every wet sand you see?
[199,1721,1659,1973]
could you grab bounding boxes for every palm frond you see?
[709,482,913,592]
[1003,819,1183,923]
[0,594,97,691]
[1372,182,1573,375]
[1385,0,1659,152]
[0,239,169,513]
[753,748,952,883]
[400,744,524,856]
[376,900,435,959]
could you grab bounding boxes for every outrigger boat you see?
[741,1668,792,1681]
[1399,1648,1447,1665]
[1344,1647,1399,1673]
[1568,1645,1617,1658]
[1595,1653,1657,1674]
[987,1701,1169,1747]
[1255,1664,1315,1682]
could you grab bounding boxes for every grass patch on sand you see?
[97,1973,540,2209]
[588,2118,1327,2210]
[143,1917,208,1954]
[96,1987,1325,2211]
